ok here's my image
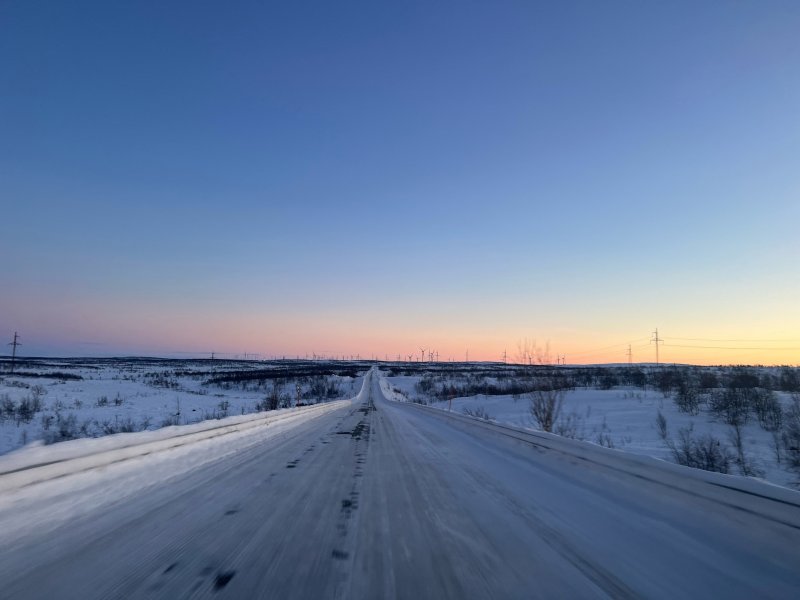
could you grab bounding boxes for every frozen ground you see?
[0,358,365,455]
[1,368,798,598]
[382,371,800,489]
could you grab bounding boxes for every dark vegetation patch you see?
[402,364,800,405]
[206,366,363,385]
[6,371,83,381]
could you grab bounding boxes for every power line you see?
[668,337,800,343]
[552,341,651,361]
[663,343,800,351]
[564,338,649,356]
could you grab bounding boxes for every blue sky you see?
[1,1,799,362]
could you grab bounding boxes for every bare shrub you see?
[752,389,782,431]
[161,398,182,426]
[255,382,284,411]
[782,395,800,475]
[30,384,47,402]
[674,381,702,415]
[554,410,585,440]
[772,429,784,465]
[16,395,42,424]
[0,394,15,422]
[217,399,230,418]
[655,368,679,397]
[325,377,340,399]
[43,413,84,444]
[698,371,718,390]
[528,384,566,433]
[462,406,493,421]
[594,417,614,448]
[41,413,54,431]
[598,373,619,390]
[148,373,179,389]
[655,410,669,441]
[709,388,750,426]
[728,422,764,477]
[100,416,138,435]
[665,424,733,474]
[307,375,339,401]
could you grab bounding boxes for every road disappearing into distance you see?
[1,368,799,599]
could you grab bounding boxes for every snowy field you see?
[0,358,366,455]
[381,366,800,490]
[3,357,799,491]
[2,368,799,598]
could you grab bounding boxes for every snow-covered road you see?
[1,368,799,598]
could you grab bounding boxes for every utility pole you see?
[502,349,507,364]
[626,344,632,365]
[8,332,21,374]
[650,328,663,365]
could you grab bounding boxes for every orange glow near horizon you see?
[26,328,800,366]
[5,286,799,366]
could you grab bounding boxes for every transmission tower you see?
[650,329,663,365]
[8,332,21,374]
[626,344,632,365]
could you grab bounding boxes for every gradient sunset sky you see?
[1,1,799,365]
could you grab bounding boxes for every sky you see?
[1,1,799,365]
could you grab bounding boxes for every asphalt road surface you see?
[1,369,799,599]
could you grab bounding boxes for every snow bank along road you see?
[1,369,799,599]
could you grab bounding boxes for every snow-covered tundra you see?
[381,363,800,489]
